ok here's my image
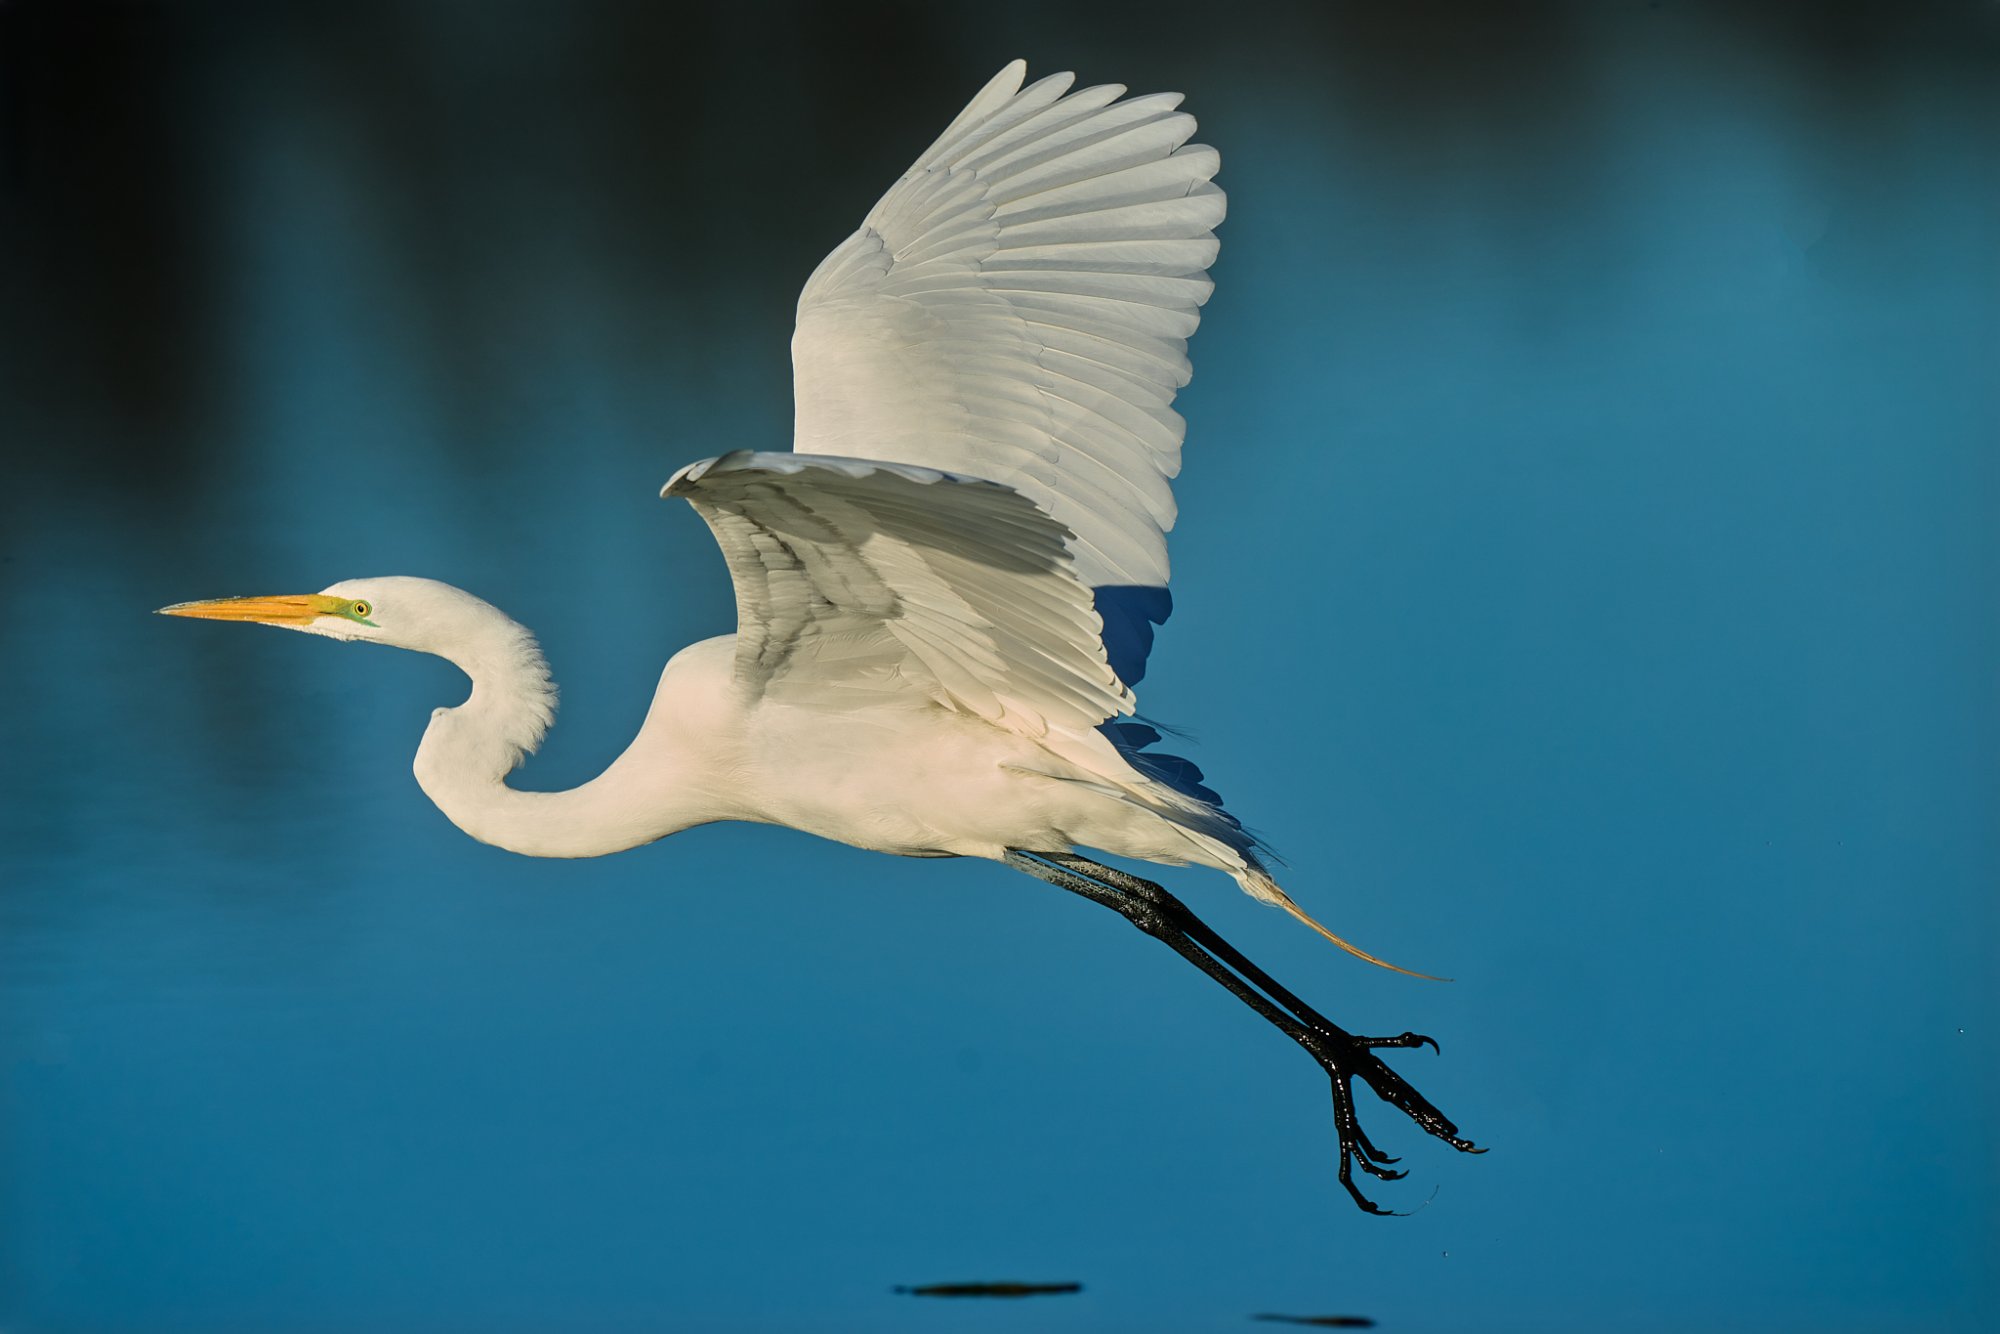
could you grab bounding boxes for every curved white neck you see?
[411,624,712,858]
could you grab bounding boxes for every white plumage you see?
[164,57,1413,962]
[792,60,1223,593]
[661,450,1132,736]
[163,60,1478,1214]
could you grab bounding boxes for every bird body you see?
[382,572,1260,882]
[163,61,1481,1210]
[172,59,1249,888]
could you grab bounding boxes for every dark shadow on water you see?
[895,1281,1083,1299]
[1252,1316,1376,1329]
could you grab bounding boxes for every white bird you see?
[162,61,1478,1210]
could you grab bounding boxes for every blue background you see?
[3,2,1994,1330]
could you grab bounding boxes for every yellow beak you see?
[156,594,343,625]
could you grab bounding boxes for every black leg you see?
[1005,850,1482,1214]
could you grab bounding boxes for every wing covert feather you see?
[662,451,1134,737]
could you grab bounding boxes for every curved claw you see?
[1350,1123,1401,1167]
[1357,1030,1439,1055]
[1330,1076,1412,1204]
[1348,1125,1406,1179]
[1336,1158,1396,1216]
[1355,1155,1408,1182]
[1337,1161,1416,1217]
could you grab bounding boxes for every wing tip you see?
[660,459,707,498]
[660,451,752,498]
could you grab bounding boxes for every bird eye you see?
[351,600,372,619]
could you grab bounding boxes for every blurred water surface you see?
[3,3,1995,1331]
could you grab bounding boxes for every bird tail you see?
[1041,722,1448,980]
[1239,864,1449,982]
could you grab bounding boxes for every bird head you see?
[157,576,483,654]
[162,577,557,765]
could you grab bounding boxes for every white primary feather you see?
[790,59,1225,594]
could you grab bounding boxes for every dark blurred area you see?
[3,0,1994,537]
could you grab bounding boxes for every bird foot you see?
[1003,850,1482,1213]
[1298,1027,1484,1214]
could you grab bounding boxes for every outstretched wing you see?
[662,451,1132,738]
[791,60,1224,681]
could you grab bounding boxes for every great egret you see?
[162,61,1479,1211]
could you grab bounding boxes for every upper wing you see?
[791,60,1225,608]
[662,451,1132,737]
